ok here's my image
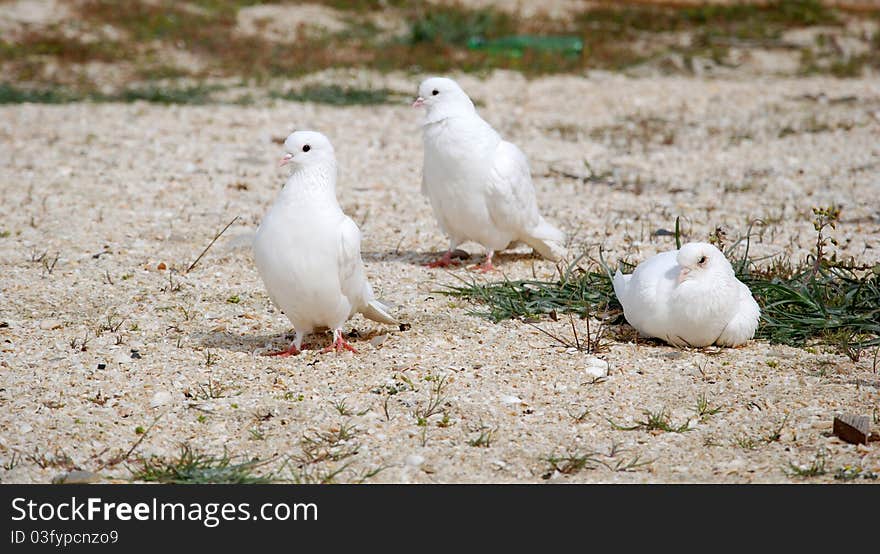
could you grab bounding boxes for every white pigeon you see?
[413,76,566,271]
[612,242,760,347]
[252,131,397,356]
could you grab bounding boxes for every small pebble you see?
[405,454,424,467]
[501,395,522,405]
[39,319,62,330]
[53,470,101,484]
[150,391,172,408]
[583,356,609,378]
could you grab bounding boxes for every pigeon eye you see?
[431,89,439,96]
[698,256,707,265]
[302,145,310,152]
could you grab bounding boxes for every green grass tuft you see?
[787,451,827,478]
[407,5,517,46]
[131,444,275,484]
[694,394,723,420]
[740,261,880,355]
[543,442,649,477]
[272,84,408,106]
[443,210,880,359]
[0,84,75,104]
[442,258,622,323]
[609,408,691,434]
[114,85,217,104]
[0,83,218,105]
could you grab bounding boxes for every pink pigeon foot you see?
[321,334,358,354]
[425,250,461,269]
[469,252,496,273]
[265,343,301,357]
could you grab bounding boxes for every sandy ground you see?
[1,71,879,483]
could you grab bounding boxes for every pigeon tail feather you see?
[522,217,567,262]
[612,269,630,303]
[361,298,398,325]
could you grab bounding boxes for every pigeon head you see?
[413,77,475,121]
[675,242,731,285]
[280,131,335,168]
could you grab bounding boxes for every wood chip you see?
[833,414,871,445]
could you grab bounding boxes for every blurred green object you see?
[467,35,583,58]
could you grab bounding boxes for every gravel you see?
[0,71,878,483]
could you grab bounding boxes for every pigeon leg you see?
[425,250,461,269]
[321,329,359,354]
[470,250,496,273]
[264,330,304,357]
[265,342,300,357]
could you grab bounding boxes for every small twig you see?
[568,313,580,351]
[186,215,239,273]
[394,233,407,256]
[525,321,574,349]
[357,208,370,231]
[674,216,682,249]
[99,412,165,470]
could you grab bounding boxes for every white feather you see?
[613,242,760,347]
[417,77,566,261]
[252,131,396,352]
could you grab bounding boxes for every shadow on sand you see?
[191,326,395,355]
[362,248,542,268]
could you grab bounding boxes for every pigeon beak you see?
[279,153,294,167]
[677,268,690,285]
[412,96,425,108]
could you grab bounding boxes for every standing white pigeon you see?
[252,131,397,356]
[612,242,760,347]
[413,77,566,271]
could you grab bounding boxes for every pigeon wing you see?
[715,281,760,346]
[338,215,398,324]
[485,140,541,237]
[338,215,372,311]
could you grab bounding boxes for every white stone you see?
[150,391,172,408]
[405,454,424,467]
[583,356,609,379]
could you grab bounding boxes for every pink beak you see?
[279,153,293,167]
[677,268,690,285]
[412,97,425,108]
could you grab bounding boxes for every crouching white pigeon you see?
[252,131,397,356]
[413,77,566,272]
[612,242,760,347]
